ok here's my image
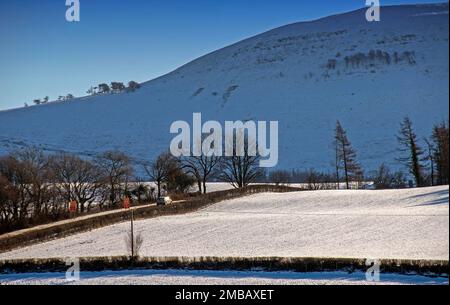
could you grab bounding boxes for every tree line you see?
[396,118,449,187]
[27,81,141,108]
[266,117,448,190]
[87,81,141,96]
[332,117,448,189]
[0,150,133,233]
[0,141,266,233]
[0,116,448,232]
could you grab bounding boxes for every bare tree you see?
[396,117,425,187]
[0,155,31,225]
[50,153,102,213]
[269,170,291,186]
[372,163,407,189]
[182,157,202,193]
[0,174,16,229]
[182,154,221,194]
[306,169,322,190]
[95,151,133,208]
[143,152,177,197]
[0,149,61,224]
[15,148,54,218]
[125,231,144,259]
[125,211,143,259]
[220,131,263,188]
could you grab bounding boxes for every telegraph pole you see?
[131,209,134,259]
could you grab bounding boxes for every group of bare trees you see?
[0,137,267,233]
[0,149,144,233]
[181,154,221,194]
[371,163,407,189]
[176,132,264,192]
[146,146,263,195]
[262,169,338,190]
[143,152,179,198]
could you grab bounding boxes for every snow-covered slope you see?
[1,186,448,260]
[0,3,448,171]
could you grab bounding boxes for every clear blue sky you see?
[0,0,445,110]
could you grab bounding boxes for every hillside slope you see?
[0,3,448,171]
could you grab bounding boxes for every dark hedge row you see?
[0,256,448,277]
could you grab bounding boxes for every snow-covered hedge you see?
[0,256,447,277]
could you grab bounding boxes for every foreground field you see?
[0,186,448,260]
[0,269,447,285]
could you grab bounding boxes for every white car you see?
[157,196,173,206]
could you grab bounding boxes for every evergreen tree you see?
[396,117,425,187]
[431,121,449,185]
[127,81,141,92]
[98,83,111,94]
[111,82,126,92]
[424,138,435,186]
[334,121,363,189]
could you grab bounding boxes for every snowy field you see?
[0,186,448,260]
[0,269,447,285]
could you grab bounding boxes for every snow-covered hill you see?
[0,3,448,171]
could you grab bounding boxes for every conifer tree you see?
[334,121,363,189]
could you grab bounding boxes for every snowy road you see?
[0,186,448,260]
